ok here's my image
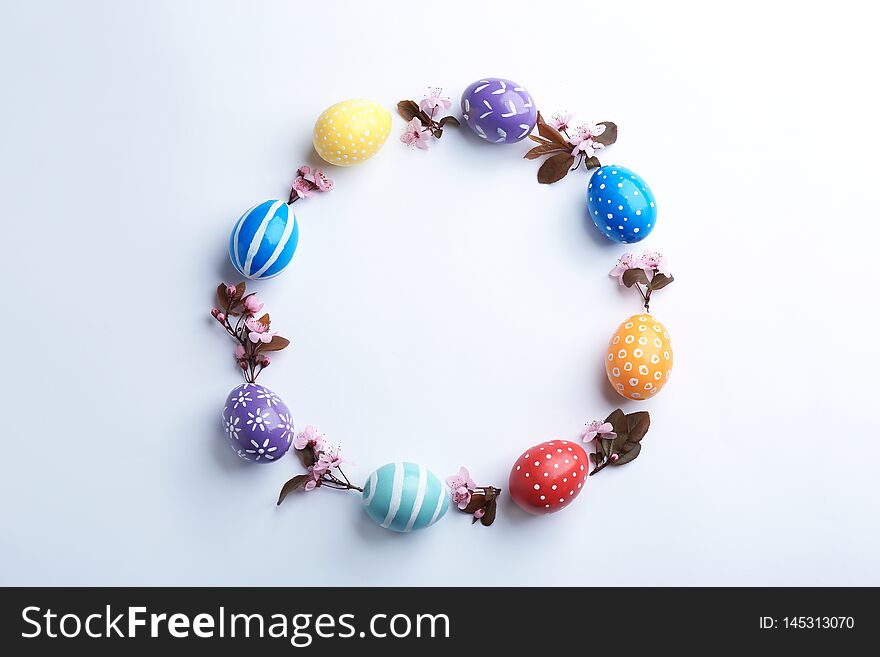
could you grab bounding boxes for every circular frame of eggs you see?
[221,82,670,527]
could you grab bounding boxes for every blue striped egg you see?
[362,462,450,533]
[587,165,657,244]
[228,200,299,279]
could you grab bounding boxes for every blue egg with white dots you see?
[229,200,299,279]
[587,165,656,244]
[362,462,450,533]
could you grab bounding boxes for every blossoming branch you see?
[446,466,501,526]
[582,409,651,475]
[525,111,618,184]
[288,164,334,204]
[277,425,362,503]
[609,249,674,312]
[212,282,290,383]
[397,87,460,150]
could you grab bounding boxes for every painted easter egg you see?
[362,462,450,532]
[221,383,294,463]
[228,200,299,280]
[460,77,537,143]
[606,314,673,400]
[587,165,657,244]
[313,99,392,166]
[509,440,589,514]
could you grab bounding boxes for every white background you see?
[1,0,878,586]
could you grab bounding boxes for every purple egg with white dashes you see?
[460,77,537,144]
[221,383,294,463]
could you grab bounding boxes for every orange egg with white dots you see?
[605,314,673,400]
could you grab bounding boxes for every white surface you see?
[1,0,878,586]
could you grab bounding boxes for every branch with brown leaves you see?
[582,409,651,475]
[397,88,460,149]
[277,426,361,504]
[525,112,617,184]
[211,282,290,383]
[447,467,501,527]
[609,250,674,313]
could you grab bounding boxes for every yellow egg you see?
[605,313,673,401]
[312,99,392,167]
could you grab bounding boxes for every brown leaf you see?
[536,112,570,149]
[433,128,443,139]
[585,156,602,169]
[277,474,310,505]
[232,282,246,302]
[397,100,420,122]
[480,499,497,526]
[438,115,460,127]
[626,411,651,443]
[297,447,315,469]
[524,143,566,160]
[593,122,618,146]
[255,313,270,328]
[537,153,575,184]
[648,273,674,291]
[605,408,628,437]
[259,335,290,352]
[612,442,641,466]
[528,134,554,146]
[622,268,650,288]
[589,452,601,465]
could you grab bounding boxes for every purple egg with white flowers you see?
[221,383,294,463]
[460,77,537,144]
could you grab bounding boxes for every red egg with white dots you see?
[508,440,588,514]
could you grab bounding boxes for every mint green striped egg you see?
[362,462,450,532]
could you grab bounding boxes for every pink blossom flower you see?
[297,165,311,178]
[473,507,486,520]
[419,87,452,114]
[291,176,315,199]
[259,355,270,367]
[245,317,274,344]
[313,169,334,192]
[317,449,342,472]
[242,294,264,316]
[400,118,432,150]
[311,458,329,476]
[582,420,616,443]
[294,425,325,452]
[570,123,606,158]
[304,466,322,491]
[636,250,670,276]
[233,344,246,361]
[226,285,236,296]
[447,466,476,510]
[609,252,637,285]
[550,112,574,133]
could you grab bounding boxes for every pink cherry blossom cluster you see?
[212,281,290,383]
[399,87,458,150]
[446,466,501,526]
[581,420,619,463]
[278,426,362,502]
[288,165,334,204]
[608,250,675,313]
[549,112,607,158]
[293,426,346,491]
[609,249,671,283]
